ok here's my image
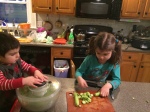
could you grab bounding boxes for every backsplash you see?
[37,14,150,36]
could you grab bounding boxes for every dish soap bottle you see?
[68,28,74,44]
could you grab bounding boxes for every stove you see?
[73,25,113,69]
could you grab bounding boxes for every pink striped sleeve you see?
[21,59,39,76]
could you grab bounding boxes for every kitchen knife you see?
[85,80,115,100]
[85,80,105,88]
[74,80,115,100]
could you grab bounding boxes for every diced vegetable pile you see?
[73,91,101,107]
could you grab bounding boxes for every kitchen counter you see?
[121,44,150,52]
[52,78,150,112]
[12,77,150,112]
[20,42,150,52]
[53,78,150,112]
[20,42,74,48]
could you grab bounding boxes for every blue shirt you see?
[75,55,121,89]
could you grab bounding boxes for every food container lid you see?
[16,75,61,100]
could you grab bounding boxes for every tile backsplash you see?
[37,14,150,36]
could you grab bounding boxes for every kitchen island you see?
[12,77,150,112]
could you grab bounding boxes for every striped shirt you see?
[0,59,38,90]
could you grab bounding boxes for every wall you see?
[37,14,150,37]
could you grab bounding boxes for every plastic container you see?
[68,28,74,44]
[54,60,69,78]
[16,75,61,112]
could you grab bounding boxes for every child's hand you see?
[34,70,48,82]
[77,76,88,88]
[100,82,112,97]
[22,76,43,88]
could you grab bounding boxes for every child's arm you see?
[0,71,23,90]
[109,64,121,90]
[0,71,47,90]
[21,59,48,82]
[20,59,39,75]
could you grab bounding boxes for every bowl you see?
[16,75,61,112]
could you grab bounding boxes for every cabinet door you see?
[136,62,150,82]
[121,61,139,81]
[121,0,143,18]
[55,0,75,14]
[136,53,150,82]
[142,0,150,19]
[70,60,75,78]
[32,0,52,13]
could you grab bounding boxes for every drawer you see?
[122,52,142,61]
[142,54,150,62]
[51,48,72,58]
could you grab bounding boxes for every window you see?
[0,0,36,28]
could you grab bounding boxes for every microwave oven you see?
[75,0,122,20]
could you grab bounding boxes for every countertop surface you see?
[12,77,150,112]
[51,77,150,112]
[20,42,74,48]
[121,44,150,52]
[20,42,150,52]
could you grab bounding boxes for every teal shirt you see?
[75,55,121,89]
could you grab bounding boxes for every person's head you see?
[0,32,20,64]
[87,32,122,64]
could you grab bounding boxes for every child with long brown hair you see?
[75,32,122,97]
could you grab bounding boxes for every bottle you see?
[68,28,74,44]
[65,26,70,41]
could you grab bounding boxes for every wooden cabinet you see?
[32,0,76,15]
[121,0,150,20]
[51,47,75,78]
[142,0,150,19]
[136,54,150,82]
[32,0,52,13]
[121,52,142,81]
[54,0,76,14]
[121,52,150,82]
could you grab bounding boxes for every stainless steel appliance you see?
[131,36,150,50]
[73,25,113,69]
[75,0,122,20]
[130,26,150,50]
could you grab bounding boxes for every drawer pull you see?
[141,66,144,68]
[134,65,136,68]
[60,52,63,55]
[128,56,131,59]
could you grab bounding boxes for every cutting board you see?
[66,91,115,112]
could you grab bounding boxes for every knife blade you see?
[85,80,105,88]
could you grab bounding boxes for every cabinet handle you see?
[56,7,58,10]
[60,52,63,55]
[128,56,131,59]
[138,12,140,14]
[49,7,51,9]
[134,65,136,68]
[141,66,144,68]
[145,12,148,15]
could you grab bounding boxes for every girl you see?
[0,32,48,112]
[75,32,122,97]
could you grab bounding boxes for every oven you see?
[20,46,51,74]
[73,25,113,69]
